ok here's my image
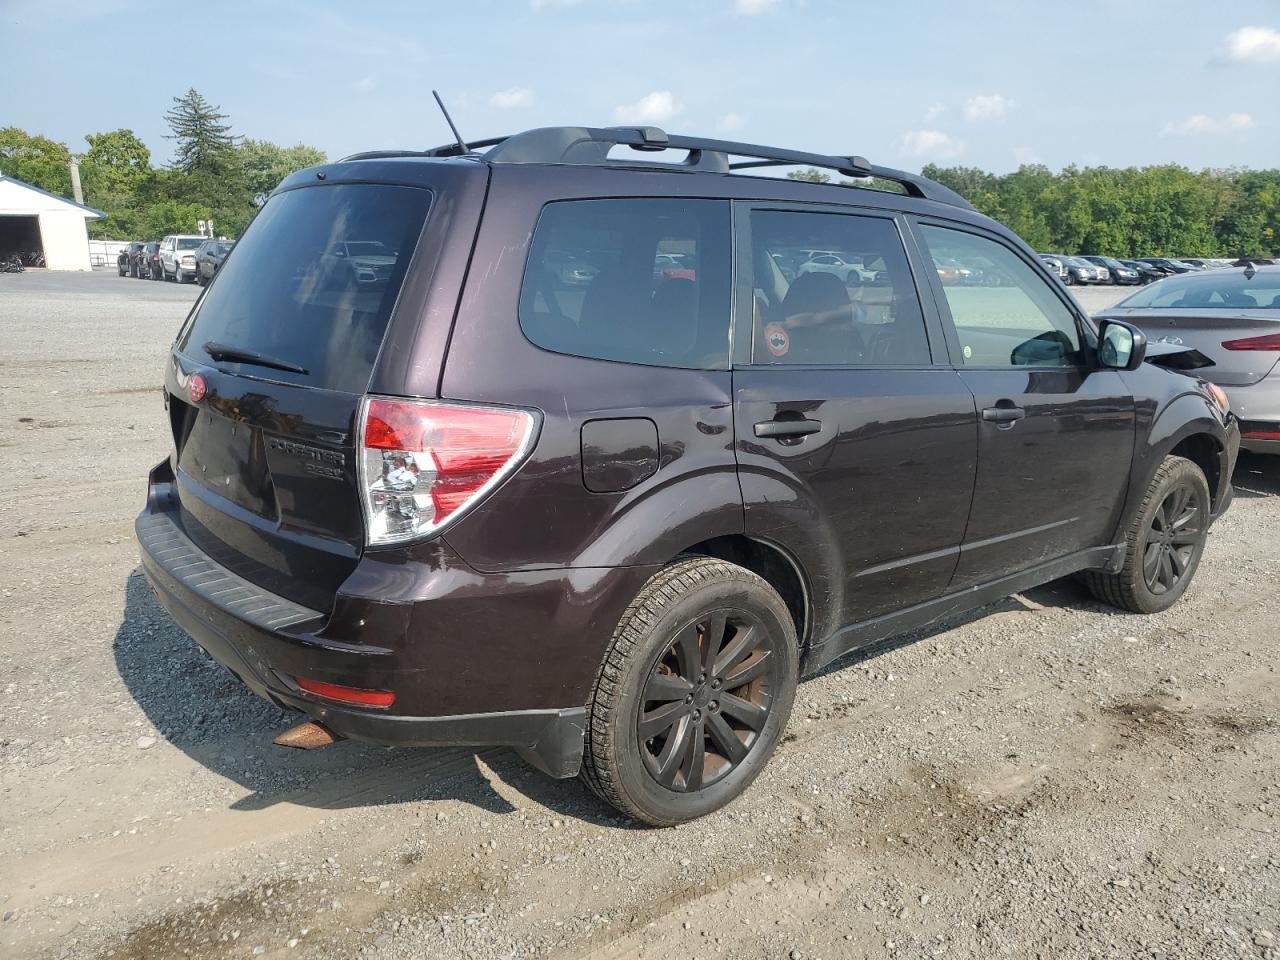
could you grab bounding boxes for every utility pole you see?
[68,158,84,205]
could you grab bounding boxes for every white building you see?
[0,174,106,271]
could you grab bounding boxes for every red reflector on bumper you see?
[295,677,395,708]
[1242,431,1280,440]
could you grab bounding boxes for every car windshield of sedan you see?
[1116,271,1280,309]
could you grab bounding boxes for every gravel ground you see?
[0,271,1276,960]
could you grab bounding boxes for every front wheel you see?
[1085,455,1211,614]
[581,558,798,826]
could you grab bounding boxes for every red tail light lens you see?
[295,677,395,708]
[1222,333,1280,351]
[358,397,539,545]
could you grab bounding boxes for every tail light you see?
[1222,333,1280,351]
[357,397,539,546]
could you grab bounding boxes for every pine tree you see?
[164,89,238,173]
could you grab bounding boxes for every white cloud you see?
[1161,112,1255,136]
[531,0,584,9]
[1224,25,1280,63]
[963,94,1015,122]
[613,91,684,125]
[900,129,964,160]
[923,103,946,124]
[1012,146,1040,165]
[352,76,377,94]
[735,0,782,14]
[717,112,747,133]
[489,87,534,109]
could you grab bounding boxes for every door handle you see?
[981,405,1026,423]
[754,418,822,438]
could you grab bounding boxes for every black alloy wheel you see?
[1085,455,1211,614]
[581,557,798,826]
[1142,481,1205,596]
[637,609,780,792]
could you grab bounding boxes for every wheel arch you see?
[680,534,812,653]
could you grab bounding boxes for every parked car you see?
[1054,256,1105,285]
[117,242,145,277]
[139,241,163,280]
[1179,258,1212,270]
[136,125,1238,826]
[1039,254,1068,282]
[1099,263,1278,455]
[1082,256,1142,285]
[159,234,206,283]
[797,251,872,284]
[1119,259,1165,284]
[194,239,233,285]
[1138,257,1197,275]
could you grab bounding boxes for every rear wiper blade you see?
[203,341,309,375]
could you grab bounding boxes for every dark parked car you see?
[118,242,145,277]
[136,125,1239,825]
[1082,255,1142,285]
[137,242,163,280]
[1120,259,1165,284]
[1138,257,1197,275]
[194,239,233,285]
[1052,255,1105,285]
[1099,264,1279,455]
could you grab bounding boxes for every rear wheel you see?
[581,557,798,826]
[1085,455,1210,614]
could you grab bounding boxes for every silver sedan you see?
[1096,263,1280,454]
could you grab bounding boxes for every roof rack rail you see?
[410,126,973,210]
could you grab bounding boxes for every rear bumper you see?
[134,469,651,778]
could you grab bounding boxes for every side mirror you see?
[1098,319,1147,371]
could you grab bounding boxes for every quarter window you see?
[519,199,732,370]
[748,210,931,365]
[920,226,1082,367]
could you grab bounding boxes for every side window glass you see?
[749,210,930,366]
[919,225,1082,368]
[519,199,731,370]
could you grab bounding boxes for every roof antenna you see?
[432,90,470,155]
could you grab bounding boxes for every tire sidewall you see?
[607,576,798,824]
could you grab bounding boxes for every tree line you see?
[0,89,325,240]
[791,163,1280,259]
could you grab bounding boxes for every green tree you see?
[81,129,151,197]
[0,127,72,195]
[164,89,238,173]
[238,139,327,205]
[141,198,213,238]
[787,168,831,183]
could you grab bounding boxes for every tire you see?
[118,263,126,276]
[175,268,187,284]
[1085,455,1211,614]
[581,557,799,826]
[1065,273,1076,286]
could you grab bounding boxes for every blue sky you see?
[3,0,1278,174]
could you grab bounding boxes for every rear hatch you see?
[164,179,435,611]
[1105,308,1280,386]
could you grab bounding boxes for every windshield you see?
[1116,270,1280,309]
[177,238,203,250]
[176,183,432,393]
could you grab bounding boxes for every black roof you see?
[340,125,973,211]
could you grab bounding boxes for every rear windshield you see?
[1117,271,1280,309]
[177,184,431,393]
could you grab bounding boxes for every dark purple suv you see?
[137,126,1239,825]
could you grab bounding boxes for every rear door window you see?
[177,183,431,394]
[746,209,932,365]
[519,199,732,370]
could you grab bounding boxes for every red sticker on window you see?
[764,323,790,357]
[187,373,207,403]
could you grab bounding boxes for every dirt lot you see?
[0,272,1276,960]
